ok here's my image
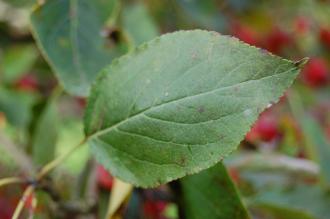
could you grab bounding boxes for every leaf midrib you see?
[87,67,295,140]
[70,0,87,86]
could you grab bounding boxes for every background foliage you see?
[1,0,330,219]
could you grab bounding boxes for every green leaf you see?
[0,45,38,84]
[0,87,37,129]
[84,30,303,187]
[250,185,330,219]
[30,0,122,96]
[56,119,89,174]
[176,0,227,30]
[288,91,330,187]
[181,162,250,219]
[122,3,159,46]
[32,101,59,166]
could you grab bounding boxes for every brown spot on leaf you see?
[179,157,186,166]
[198,107,205,113]
[233,86,240,92]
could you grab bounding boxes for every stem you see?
[12,185,35,219]
[37,138,87,180]
[0,177,23,188]
[28,193,38,219]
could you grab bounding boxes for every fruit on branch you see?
[230,23,258,46]
[319,27,330,49]
[264,27,292,55]
[15,74,38,92]
[97,164,113,190]
[246,113,280,142]
[302,58,329,87]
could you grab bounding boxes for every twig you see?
[12,185,35,219]
[28,193,38,219]
[0,177,23,188]
[37,138,87,180]
[0,132,35,175]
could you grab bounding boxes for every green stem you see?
[37,137,87,180]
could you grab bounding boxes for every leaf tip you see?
[294,57,309,69]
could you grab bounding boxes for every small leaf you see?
[250,185,330,219]
[30,0,122,96]
[176,0,227,30]
[181,162,250,219]
[288,90,330,187]
[32,101,59,166]
[84,30,303,187]
[0,45,38,84]
[0,87,37,129]
[122,3,159,46]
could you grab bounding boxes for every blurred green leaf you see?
[56,119,89,174]
[181,162,250,219]
[0,87,37,129]
[226,153,319,179]
[32,100,59,166]
[122,2,159,46]
[30,0,123,96]
[250,185,330,219]
[300,116,330,187]
[1,0,35,8]
[164,203,178,219]
[227,0,254,11]
[289,91,330,187]
[0,45,38,84]
[176,0,227,30]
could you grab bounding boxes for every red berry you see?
[246,114,279,142]
[319,27,330,49]
[0,197,14,219]
[76,97,87,108]
[230,23,258,46]
[294,16,310,34]
[15,74,38,92]
[97,165,113,190]
[302,58,329,87]
[245,125,259,142]
[143,201,167,219]
[325,125,330,141]
[264,27,292,54]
